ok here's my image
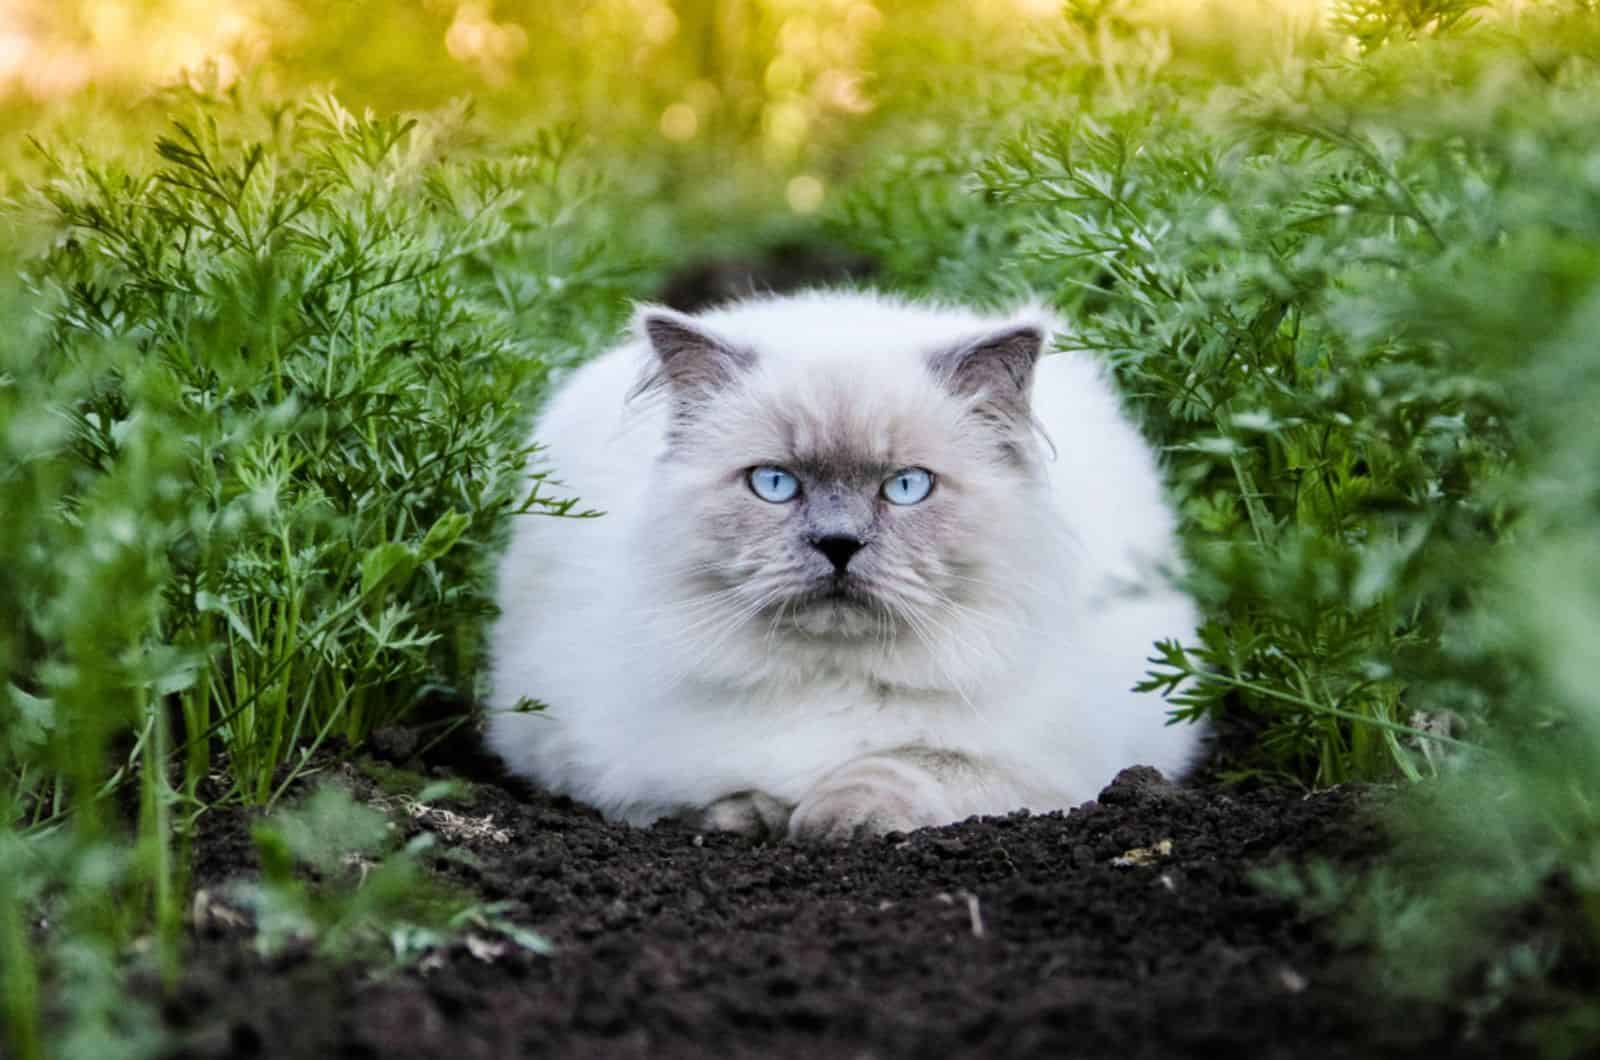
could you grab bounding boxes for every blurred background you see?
[0,0,1330,209]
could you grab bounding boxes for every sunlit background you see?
[0,0,1038,103]
[0,3,1331,127]
[0,0,1355,225]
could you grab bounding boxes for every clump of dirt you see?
[151,748,1523,1060]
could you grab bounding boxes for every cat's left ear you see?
[629,306,754,404]
[928,319,1049,424]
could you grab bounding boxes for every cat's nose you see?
[811,534,864,573]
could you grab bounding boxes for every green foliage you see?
[0,279,184,1060]
[1334,0,1487,50]
[976,98,1521,782]
[249,784,456,958]
[0,829,165,1060]
[1,91,632,1058]
[14,96,607,814]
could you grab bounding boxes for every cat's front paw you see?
[788,755,954,843]
[685,790,793,839]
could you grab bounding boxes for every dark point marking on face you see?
[798,479,879,551]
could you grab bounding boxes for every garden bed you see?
[150,743,1525,1060]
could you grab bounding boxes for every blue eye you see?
[748,466,800,503]
[882,467,934,506]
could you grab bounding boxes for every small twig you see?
[959,890,986,940]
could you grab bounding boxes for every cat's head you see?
[629,293,1065,690]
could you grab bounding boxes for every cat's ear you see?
[629,306,754,403]
[928,321,1048,424]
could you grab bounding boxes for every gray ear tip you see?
[634,304,691,338]
[634,306,753,391]
[1011,315,1057,343]
[1008,304,1063,341]
[980,321,1049,360]
[636,306,732,367]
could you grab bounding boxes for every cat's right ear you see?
[927,320,1047,425]
[628,306,754,404]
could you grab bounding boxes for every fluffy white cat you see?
[486,291,1201,841]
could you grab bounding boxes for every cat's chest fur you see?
[486,291,1203,841]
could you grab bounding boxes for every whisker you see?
[879,594,989,724]
[656,582,791,688]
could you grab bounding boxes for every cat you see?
[485,290,1202,842]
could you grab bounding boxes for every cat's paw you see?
[788,755,954,843]
[686,790,793,839]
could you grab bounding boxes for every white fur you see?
[486,291,1202,832]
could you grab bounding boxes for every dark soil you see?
[141,734,1546,1060]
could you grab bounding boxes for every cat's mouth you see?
[778,578,883,637]
[807,576,875,605]
[823,580,867,601]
